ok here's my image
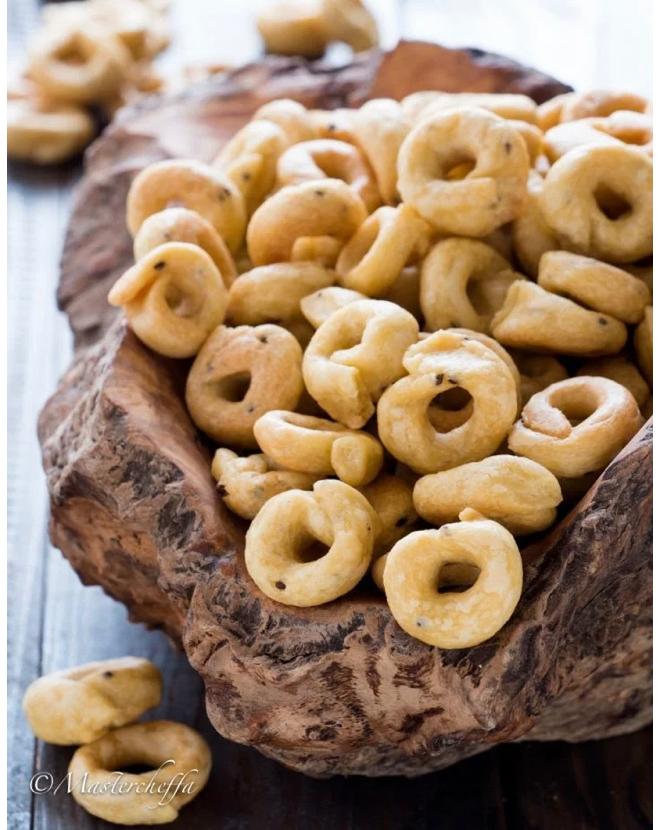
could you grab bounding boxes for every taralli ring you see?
[253,410,383,486]
[352,98,410,204]
[377,330,518,473]
[126,159,247,252]
[133,207,237,287]
[336,204,429,296]
[538,251,651,324]
[301,286,367,328]
[383,510,523,649]
[211,448,318,520]
[254,99,317,145]
[508,376,643,477]
[247,179,367,265]
[491,281,627,357]
[539,144,653,263]
[186,324,304,448]
[68,721,211,825]
[22,657,162,745]
[303,299,419,428]
[245,479,378,606]
[276,138,381,212]
[7,96,94,164]
[420,238,520,333]
[413,455,563,535]
[397,107,529,236]
[576,357,650,409]
[107,242,228,358]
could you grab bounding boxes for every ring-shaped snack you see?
[413,92,538,125]
[226,263,334,341]
[302,299,419,428]
[413,455,562,535]
[544,111,653,162]
[245,479,378,606]
[133,207,237,286]
[492,281,627,357]
[336,204,429,295]
[301,285,366,328]
[247,178,367,265]
[634,305,653,382]
[28,27,129,104]
[211,448,318,520]
[22,657,162,746]
[253,410,383,486]
[539,144,653,263]
[371,551,479,593]
[7,96,94,164]
[559,90,649,122]
[420,238,519,333]
[513,352,568,405]
[186,324,303,448]
[377,331,518,473]
[508,376,643,477]
[398,107,529,236]
[322,0,379,52]
[214,119,288,214]
[576,356,650,409]
[276,138,380,212]
[126,159,246,252]
[511,171,559,278]
[383,511,523,649]
[257,0,329,57]
[254,99,317,145]
[538,250,651,324]
[69,721,211,825]
[108,242,228,358]
[353,98,411,204]
[360,474,417,554]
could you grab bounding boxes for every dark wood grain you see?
[7,0,652,826]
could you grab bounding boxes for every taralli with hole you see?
[126,159,246,252]
[254,410,383,486]
[133,207,237,286]
[245,479,378,606]
[108,242,228,358]
[247,179,367,265]
[514,352,568,405]
[492,281,627,356]
[22,657,162,745]
[511,171,558,278]
[383,510,523,649]
[213,119,288,215]
[277,138,381,212]
[7,95,94,164]
[397,107,529,236]
[303,299,419,428]
[360,475,417,554]
[352,98,411,204]
[576,357,650,409]
[420,238,520,333]
[336,205,429,295]
[508,376,643,478]
[322,0,379,52]
[634,305,653,382]
[559,90,649,122]
[377,331,518,473]
[300,285,366,328]
[28,27,130,104]
[186,324,304,448]
[211,448,318,520]
[538,251,651,324]
[413,455,563,535]
[226,262,334,342]
[371,552,480,593]
[68,720,211,825]
[539,144,653,263]
[254,99,317,145]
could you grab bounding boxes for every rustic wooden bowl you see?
[38,42,652,778]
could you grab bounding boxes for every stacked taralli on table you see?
[108,91,652,650]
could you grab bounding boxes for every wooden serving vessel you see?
[38,42,652,777]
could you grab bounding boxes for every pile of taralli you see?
[109,90,653,651]
[22,657,211,824]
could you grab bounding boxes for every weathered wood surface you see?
[8,0,652,825]
[37,39,651,778]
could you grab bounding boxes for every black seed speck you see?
[327,124,336,132]
[275,581,286,590]
[435,373,444,385]
[448,376,459,384]
[504,141,512,154]
[599,317,608,325]
[242,172,251,181]
[246,405,255,413]
[259,335,268,344]
[103,671,114,678]
[395,516,407,527]
[217,484,228,497]
[154,261,166,270]
[315,189,325,197]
